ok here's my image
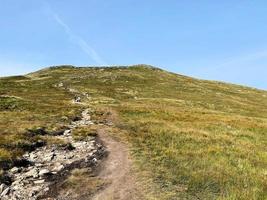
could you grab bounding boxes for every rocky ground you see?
[0,109,106,200]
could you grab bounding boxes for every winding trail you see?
[56,85,141,199]
[92,129,141,200]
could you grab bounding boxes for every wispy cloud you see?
[44,2,107,65]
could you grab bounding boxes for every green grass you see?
[72,126,98,141]
[0,65,266,199]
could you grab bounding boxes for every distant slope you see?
[0,65,266,199]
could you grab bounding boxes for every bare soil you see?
[91,129,142,200]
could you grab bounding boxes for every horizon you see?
[1,64,266,91]
[1,1,267,90]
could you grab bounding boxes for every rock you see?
[44,152,56,161]
[39,169,50,177]
[74,96,81,103]
[30,153,37,160]
[52,164,64,172]
[12,184,22,191]
[0,184,7,193]
[68,154,75,159]
[1,108,102,199]
[106,122,113,126]
[12,178,22,186]
[87,152,94,157]
[10,167,20,174]
[25,168,39,178]
[29,190,37,197]
[1,187,10,196]
[33,179,45,184]
[63,129,71,136]
[92,158,98,163]
[35,163,44,167]
[69,88,77,93]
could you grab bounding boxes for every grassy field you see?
[0,65,266,199]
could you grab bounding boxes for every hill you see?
[0,65,266,199]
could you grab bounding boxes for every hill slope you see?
[0,65,266,199]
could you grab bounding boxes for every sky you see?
[0,0,266,90]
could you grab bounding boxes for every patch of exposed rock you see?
[1,109,106,200]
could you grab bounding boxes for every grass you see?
[56,168,106,199]
[0,65,266,199]
[0,72,82,161]
[116,100,267,199]
[72,126,98,141]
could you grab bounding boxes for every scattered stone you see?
[39,169,51,177]
[30,153,38,160]
[44,152,56,162]
[25,168,39,178]
[10,167,20,174]
[29,188,38,197]
[63,129,71,136]
[2,108,103,199]
[1,187,10,196]
[106,122,113,126]
[0,184,7,193]
[35,163,44,167]
[74,96,81,103]
[66,154,74,159]
[44,187,49,192]
[52,164,64,172]
[34,179,45,184]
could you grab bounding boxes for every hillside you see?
[0,65,266,199]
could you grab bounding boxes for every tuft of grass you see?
[72,126,98,141]
[59,168,106,199]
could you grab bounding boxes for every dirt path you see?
[92,129,141,200]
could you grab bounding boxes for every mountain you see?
[0,65,266,199]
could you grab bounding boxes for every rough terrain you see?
[0,109,106,200]
[1,65,266,200]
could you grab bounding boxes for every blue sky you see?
[0,0,266,90]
